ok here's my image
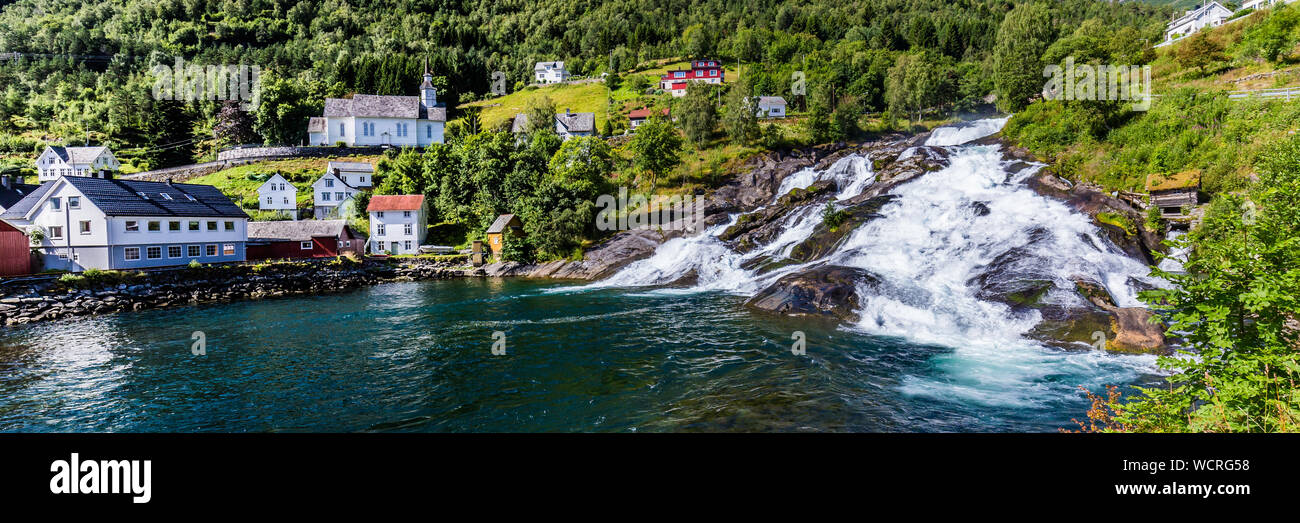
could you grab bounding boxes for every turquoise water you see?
[0,279,1160,432]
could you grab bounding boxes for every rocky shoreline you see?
[0,258,480,327]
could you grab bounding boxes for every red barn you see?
[0,220,30,277]
[245,220,366,260]
[659,60,724,96]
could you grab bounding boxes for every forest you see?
[0,0,1171,171]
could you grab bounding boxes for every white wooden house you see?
[307,70,447,146]
[534,61,570,84]
[1165,2,1233,43]
[256,173,297,214]
[325,161,374,188]
[0,177,247,272]
[367,195,427,255]
[510,110,596,140]
[755,96,788,118]
[35,145,120,182]
[312,170,363,219]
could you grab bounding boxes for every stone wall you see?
[216,145,387,162]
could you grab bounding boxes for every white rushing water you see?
[587,117,1163,406]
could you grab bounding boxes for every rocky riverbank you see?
[0,257,472,327]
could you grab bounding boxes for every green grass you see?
[464,82,612,131]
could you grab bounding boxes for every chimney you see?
[565,108,572,115]
[102,170,112,180]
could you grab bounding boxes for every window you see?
[147,246,162,259]
[148,221,161,232]
[124,247,140,260]
[56,249,68,260]
[377,224,385,235]
[49,197,61,211]
[403,211,411,217]
[184,194,196,201]
[343,241,351,247]
[68,196,80,209]
[360,176,367,184]
[137,192,148,200]
[322,192,331,201]
[426,125,432,139]
[49,226,63,239]
[160,193,173,201]
[79,221,91,234]
[339,123,345,136]
[377,211,384,218]
[207,221,217,231]
[404,241,412,250]
[125,221,139,232]
[325,179,334,187]
[168,245,182,258]
[188,221,200,231]
[377,241,385,251]
[205,244,217,256]
[301,241,313,250]
[266,197,273,204]
[223,244,235,256]
[282,197,289,204]
[224,221,234,231]
[335,192,344,200]
[169,221,180,231]
[188,245,201,257]
[404,224,412,235]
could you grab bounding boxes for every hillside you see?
[1004,3,1300,195]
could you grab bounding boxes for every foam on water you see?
[924,116,1012,146]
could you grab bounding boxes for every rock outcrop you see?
[745,265,880,321]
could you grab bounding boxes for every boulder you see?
[746,265,880,321]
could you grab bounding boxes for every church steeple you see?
[420,58,437,109]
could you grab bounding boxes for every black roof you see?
[0,182,41,210]
[0,182,53,219]
[1,177,247,219]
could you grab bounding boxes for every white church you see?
[307,69,448,147]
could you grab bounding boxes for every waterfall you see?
[593,117,1160,345]
[582,117,1165,407]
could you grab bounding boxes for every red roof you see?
[628,107,670,119]
[368,194,425,211]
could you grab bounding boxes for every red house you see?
[660,60,724,96]
[628,107,670,129]
[245,219,366,260]
[0,220,30,277]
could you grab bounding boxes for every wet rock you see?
[1105,307,1168,354]
[788,195,896,262]
[746,265,880,321]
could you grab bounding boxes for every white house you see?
[1242,0,1298,11]
[755,96,788,118]
[510,110,596,140]
[312,170,363,219]
[307,70,447,147]
[0,177,247,272]
[367,194,427,255]
[534,61,570,84]
[326,161,374,188]
[256,173,297,214]
[1165,2,1233,43]
[35,145,120,182]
